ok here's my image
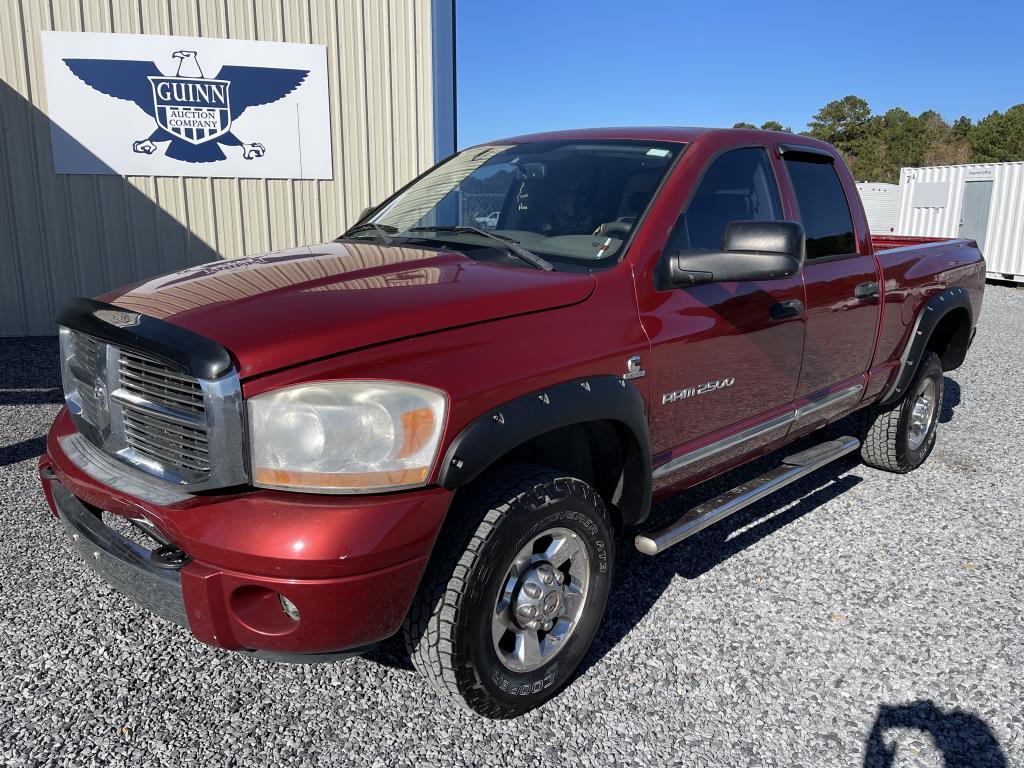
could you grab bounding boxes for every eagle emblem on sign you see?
[62,51,308,163]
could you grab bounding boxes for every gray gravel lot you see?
[2,286,1022,767]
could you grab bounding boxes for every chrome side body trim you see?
[652,411,794,480]
[794,383,864,421]
[652,383,864,481]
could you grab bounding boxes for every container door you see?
[959,180,993,252]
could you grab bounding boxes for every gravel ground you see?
[1,286,1021,767]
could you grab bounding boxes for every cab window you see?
[667,147,782,253]
[783,156,857,259]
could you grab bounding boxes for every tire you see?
[403,465,615,718]
[858,351,944,473]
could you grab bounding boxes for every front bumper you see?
[40,408,454,657]
[46,468,190,627]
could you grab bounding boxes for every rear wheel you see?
[858,351,944,473]
[404,465,614,718]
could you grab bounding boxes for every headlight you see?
[248,381,447,493]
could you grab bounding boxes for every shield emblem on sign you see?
[148,76,231,145]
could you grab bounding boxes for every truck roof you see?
[485,126,822,147]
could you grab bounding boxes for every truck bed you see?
[871,234,960,252]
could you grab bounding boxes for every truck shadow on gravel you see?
[0,337,62,405]
[864,700,1006,767]
[0,337,62,466]
[0,437,49,467]
[940,376,962,423]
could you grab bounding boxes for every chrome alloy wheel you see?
[907,377,938,451]
[491,527,590,673]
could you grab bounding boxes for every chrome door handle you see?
[854,281,879,300]
[770,299,804,321]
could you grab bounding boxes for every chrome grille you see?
[58,309,246,493]
[122,407,211,473]
[66,331,106,425]
[118,350,211,474]
[119,350,205,415]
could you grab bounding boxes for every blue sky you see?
[456,0,1023,148]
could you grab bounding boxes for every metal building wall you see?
[896,162,1024,282]
[0,0,455,336]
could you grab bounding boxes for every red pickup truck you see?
[39,127,984,718]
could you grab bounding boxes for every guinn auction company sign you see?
[42,31,331,179]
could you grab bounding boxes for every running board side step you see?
[634,436,860,556]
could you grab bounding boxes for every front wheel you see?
[404,466,614,718]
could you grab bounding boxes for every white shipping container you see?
[896,161,1024,283]
[856,182,900,234]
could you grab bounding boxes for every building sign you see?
[41,31,331,179]
[965,166,996,181]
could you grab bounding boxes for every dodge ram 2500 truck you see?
[39,128,984,718]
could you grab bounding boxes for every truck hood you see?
[104,241,596,379]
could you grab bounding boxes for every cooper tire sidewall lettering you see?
[462,492,613,710]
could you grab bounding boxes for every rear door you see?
[779,148,881,428]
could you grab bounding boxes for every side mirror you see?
[667,220,806,287]
[357,205,375,223]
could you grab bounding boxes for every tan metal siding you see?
[0,0,447,335]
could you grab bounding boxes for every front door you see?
[959,180,993,252]
[643,146,806,486]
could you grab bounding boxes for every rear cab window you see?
[782,154,857,259]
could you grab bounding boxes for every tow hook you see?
[150,544,191,570]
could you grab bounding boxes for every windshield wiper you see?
[405,226,553,271]
[340,222,398,244]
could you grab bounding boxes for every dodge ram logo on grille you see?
[92,379,107,404]
[95,308,141,328]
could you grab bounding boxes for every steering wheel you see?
[592,220,631,239]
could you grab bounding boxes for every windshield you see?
[350,140,681,269]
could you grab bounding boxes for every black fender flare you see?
[878,286,973,406]
[437,376,652,524]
